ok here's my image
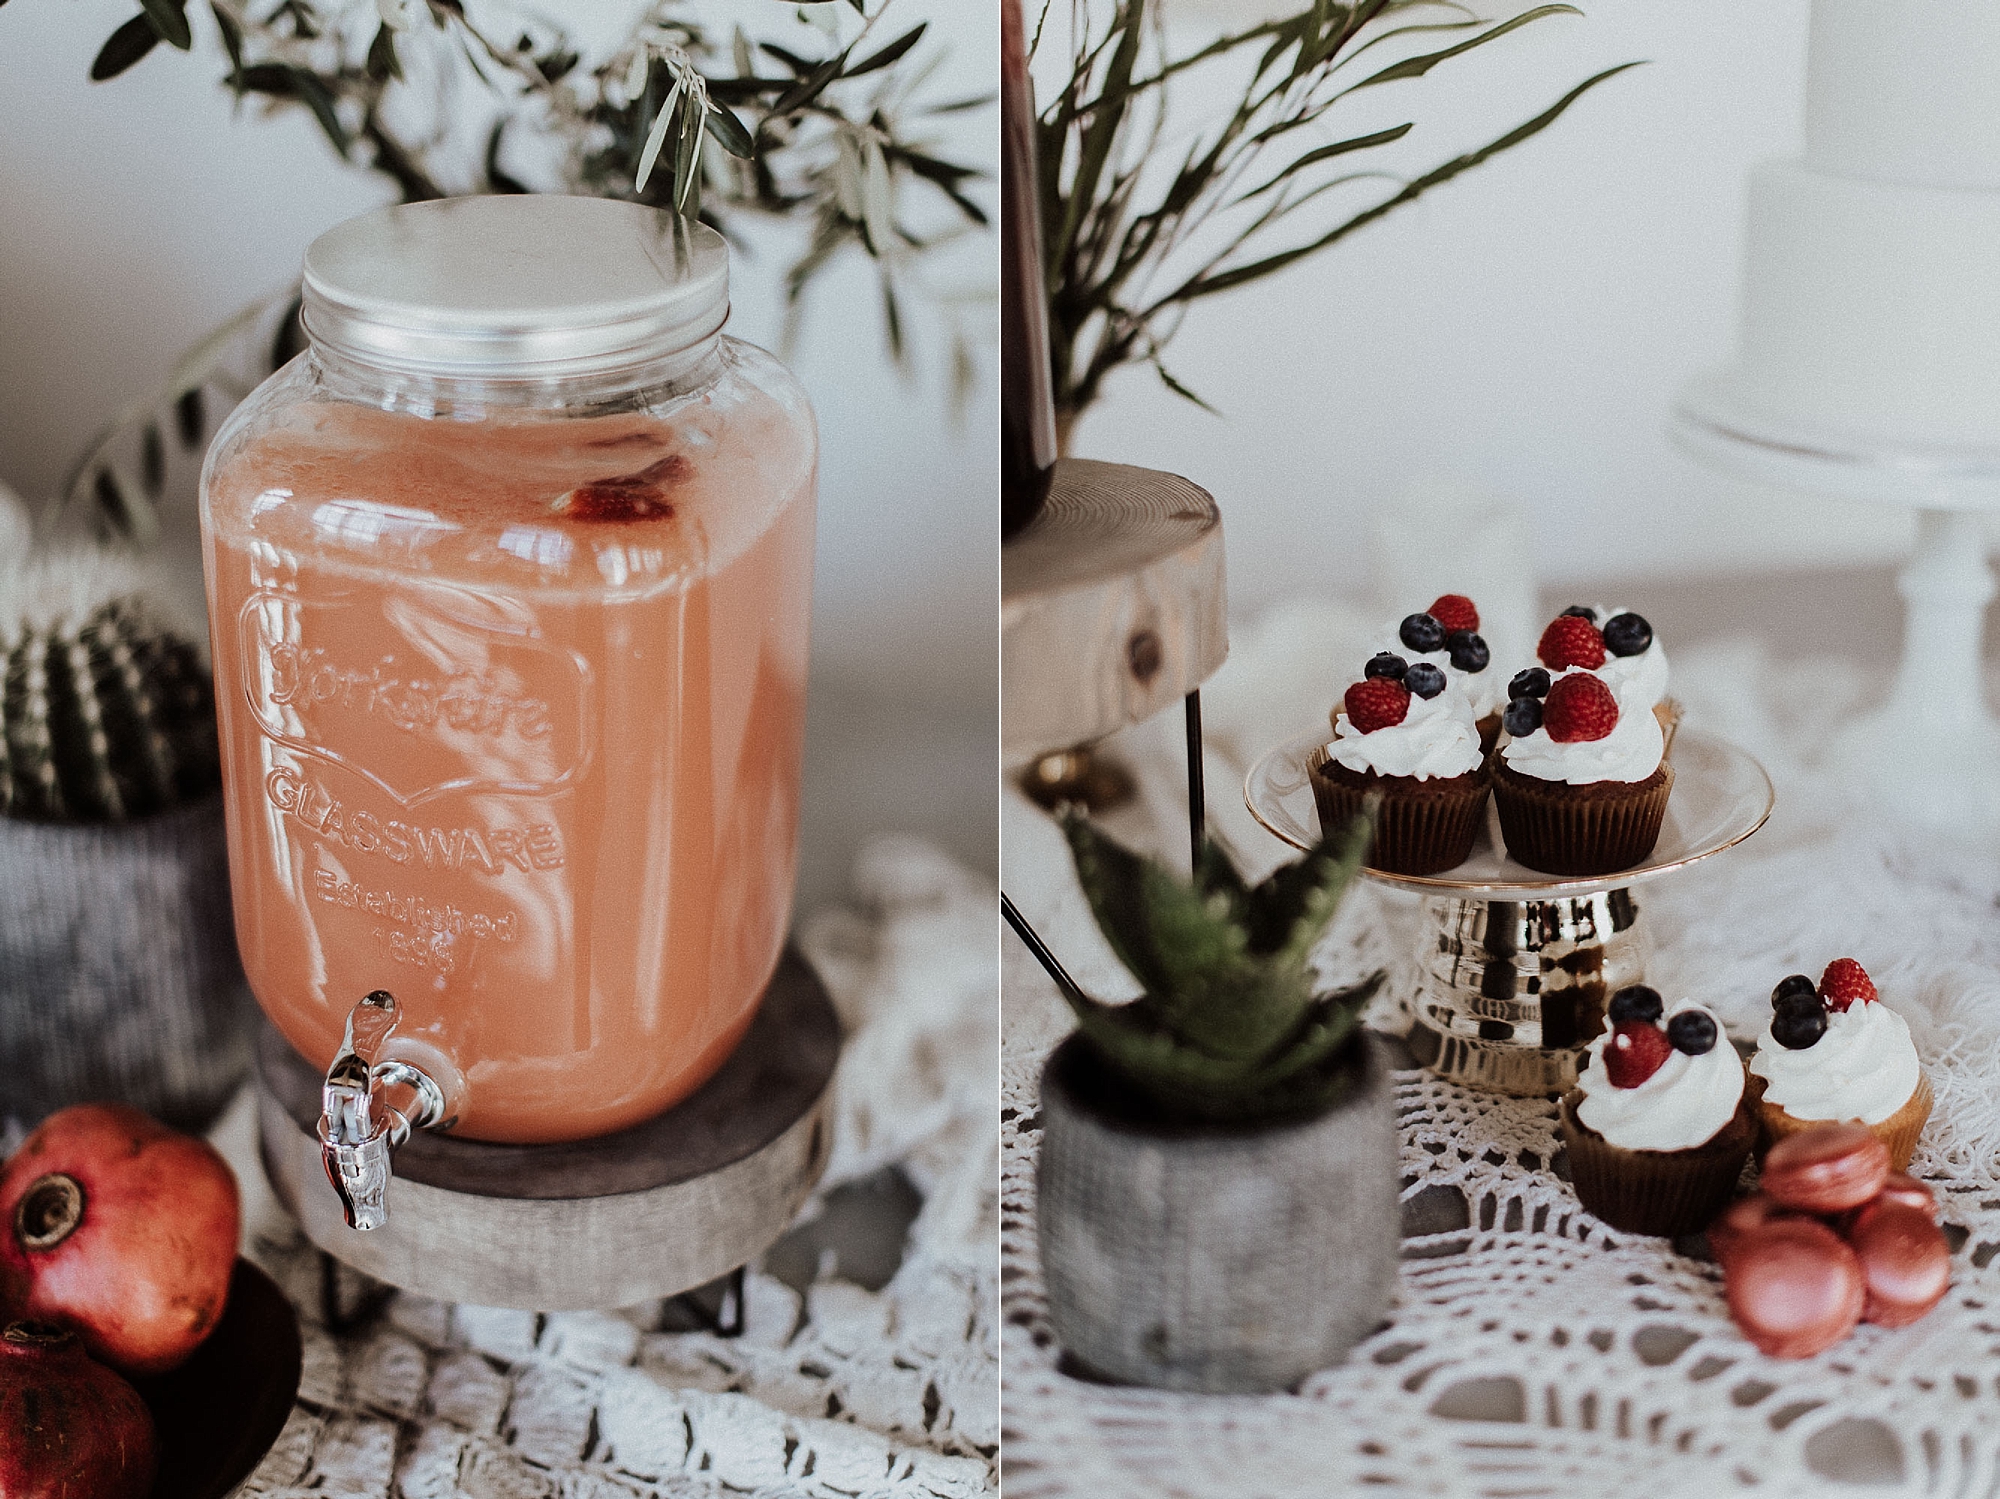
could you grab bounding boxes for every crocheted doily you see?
[1002,605,2000,1498]
[231,835,998,1499]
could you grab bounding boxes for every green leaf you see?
[703,100,755,158]
[289,68,352,156]
[1233,121,1412,205]
[366,24,402,83]
[769,51,845,117]
[672,91,704,212]
[1152,357,1218,416]
[210,1,242,76]
[847,22,925,77]
[138,0,191,50]
[484,118,528,193]
[90,15,160,81]
[1167,61,1644,303]
[1346,4,1581,92]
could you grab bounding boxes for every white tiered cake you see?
[1727,0,2000,449]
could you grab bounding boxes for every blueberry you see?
[1772,1006,1828,1050]
[1446,630,1490,673]
[1603,612,1654,657]
[1365,652,1408,681]
[1667,1009,1718,1055]
[1399,613,1446,654]
[1775,991,1824,1020]
[1560,605,1598,622]
[1508,667,1551,700]
[1771,973,1818,1008]
[1608,985,1664,1024]
[1503,696,1543,738]
[1404,662,1447,699]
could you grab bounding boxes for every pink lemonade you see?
[203,352,815,1143]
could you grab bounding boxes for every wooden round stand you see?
[1001,456,1227,763]
[257,947,839,1311]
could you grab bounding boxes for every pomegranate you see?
[0,1321,156,1499]
[0,1104,239,1376]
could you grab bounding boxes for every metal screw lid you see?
[301,195,729,378]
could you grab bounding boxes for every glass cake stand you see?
[1244,727,1774,1095]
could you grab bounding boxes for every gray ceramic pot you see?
[0,795,251,1133]
[1036,1031,1399,1393]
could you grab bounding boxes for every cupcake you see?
[1750,959,1932,1171]
[1559,986,1757,1237]
[1310,653,1488,875]
[1543,603,1678,750]
[1376,595,1508,751]
[1491,655,1672,876]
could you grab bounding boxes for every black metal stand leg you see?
[666,1263,747,1337]
[1185,689,1206,871]
[1001,893,1090,1007]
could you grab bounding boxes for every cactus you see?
[0,556,219,824]
[1056,803,1385,1125]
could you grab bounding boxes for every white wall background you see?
[1040,0,1928,613]
[0,0,995,703]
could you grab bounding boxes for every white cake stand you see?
[1245,727,1773,1095]
[1673,371,2000,829]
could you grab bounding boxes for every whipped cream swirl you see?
[1590,602,1670,710]
[1501,669,1664,785]
[1575,1000,1744,1151]
[1750,998,1921,1126]
[1328,686,1483,781]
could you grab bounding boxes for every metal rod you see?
[1185,688,1206,871]
[1001,892,1090,1006]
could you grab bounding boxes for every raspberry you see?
[1427,594,1480,635]
[1602,1020,1673,1089]
[1819,958,1876,1012]
[1344,677,1411,734]
[1539,614,1607,671]
[557,453,687,523]
[1541,673,1620,742]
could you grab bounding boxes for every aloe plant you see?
[1056,804,1384,1124]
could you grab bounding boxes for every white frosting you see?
[1575,1000,1745,1152]
[1328,684,1483,781]
[1589,603,1670,711]
[1370,626,1508,720]
[1750,998,1923,1127]
[1500,669,1664,785]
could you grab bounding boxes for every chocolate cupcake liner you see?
[1308,751,1488,877]
[1493,760,1674,876]
[1757,1071,1933,1173]
[1560,1090,1757,1238]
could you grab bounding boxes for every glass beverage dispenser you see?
[200,197,816,1225]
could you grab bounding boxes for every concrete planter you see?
[1036,1031,1399,1393]
[0,795,251,1133]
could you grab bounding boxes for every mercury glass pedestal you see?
[1246,728,1774,1096]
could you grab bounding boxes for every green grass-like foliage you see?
[1035,0,1642,436]
[0,597,219,824]
[1058,803,1384,1125]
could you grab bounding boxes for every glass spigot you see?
[318,991,448,1230]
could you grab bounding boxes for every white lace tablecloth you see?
[222,836,998,1499]
[1002,601,2000,1498]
